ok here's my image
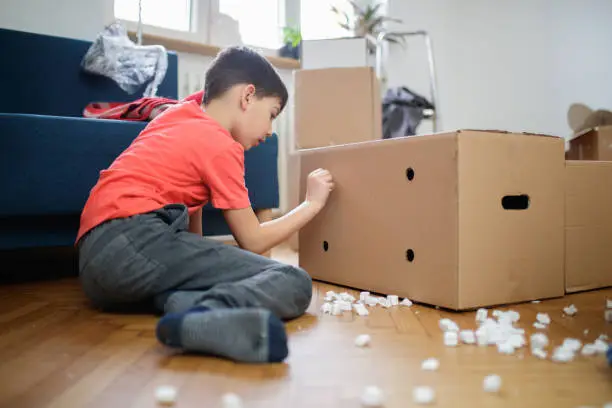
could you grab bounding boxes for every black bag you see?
[382,86,435,139]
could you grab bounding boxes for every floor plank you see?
[0,248,610,408]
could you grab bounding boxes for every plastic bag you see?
[382,86,434,139]
[81,22,168,97]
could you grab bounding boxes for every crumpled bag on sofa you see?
[81,22,168,97]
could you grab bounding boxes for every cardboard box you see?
[293,67,382,149]
[566,126,612,160]
[298,130,566,310]
[565,160,612,292]
[301,38,372,70]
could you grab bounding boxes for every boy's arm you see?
[223,169,333,255]
[189,207,203,235]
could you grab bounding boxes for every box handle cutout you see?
[406,249,415,262]
[406,167,415,181]
[323,241,329,252]
[501,195,530,210]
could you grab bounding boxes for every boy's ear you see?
[240,84,257,110]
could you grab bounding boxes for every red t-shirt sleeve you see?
[205,143,251,210]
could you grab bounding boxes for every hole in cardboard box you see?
[406,167,415,181]
[323,241,329,251]
[501,195,530,210]
[406,249,415,262]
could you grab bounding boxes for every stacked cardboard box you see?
[291,68,611,309]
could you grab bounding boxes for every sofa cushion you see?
[0,113,279,216]
[0,28,178,117]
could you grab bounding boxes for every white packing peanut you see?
[221,393,243,408]
[483,375,502,393]
[379,298,391,308]
[413,386,435,405]
[366,296,379,307]
[475,308,488,322]
[460,330,476,345]
[507,333,526,349]
[361,385,384,407]
[354,334,371,348]
[340,292,356,302]
[321,302,332,314]
[536,313,551,325]
[551,346,575,363]
[562,338,582,353]
[593,339,610,354]
[387,295,399,306]
[563,304,578,316]
[497,342,515,355]
[354,303,370,317]
[581,343,597,356]
[599,334,609,341]
[531,300,541,304]
[155,385,178,405]
[400,298,413,307]
[531,347,547,359]
[583,329,589,336]
[533,322,547,330]
[439,318,460,332]
[421,358,440,371]
[360,291,370,302]
[338,300,353,312]
[331,303,343,316]
[444,331,459,347]
[530,333,549,349]
[476,327,489,346]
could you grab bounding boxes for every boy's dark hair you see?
[203,46,288,113]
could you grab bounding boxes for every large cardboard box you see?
[298,130,566,310]
[566,126,612,160]
[565,160,612,292]
[287,67,383,250]
[293,67,382,149]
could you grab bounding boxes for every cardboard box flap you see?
[458,129,561,139]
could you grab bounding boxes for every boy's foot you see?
[155,306,288,363]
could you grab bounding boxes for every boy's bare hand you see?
[306,168,334,210]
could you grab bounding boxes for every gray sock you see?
[156,306,289,363]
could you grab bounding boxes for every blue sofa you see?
[0,28,279,250]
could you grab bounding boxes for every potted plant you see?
[278,26,301,60]
[331,1,407,54]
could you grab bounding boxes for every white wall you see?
[0,0,113,40]
[385,0,612,140]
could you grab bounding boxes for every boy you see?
[76,46,334,364]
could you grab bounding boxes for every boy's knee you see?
[282,264,313,312]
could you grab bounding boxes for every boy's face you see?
[234,85,281,150]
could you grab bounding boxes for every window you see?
[114,0,193,32]
[218,0,283,49]
[300,0,352,41]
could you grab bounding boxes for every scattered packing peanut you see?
[581,343,597,356]
[355,334,371,347]
[321,303,332,314]
[155,385,178,405]
[353,303,370,316]
[562,338,582,353]
[531,348,547,359]
[439,318,460,332]
[331,303,343,316]
[460,330,476,344]
[361,386,384,407]
[593,339,610,354]
[340,292,356,302]
[530,333,549,349]
[360,291,370,302]
[421,358,440,371]
[533,322,547,330]
[483,375,502,393]
[221,393,243,408]
[476,308,488,322]
[400,298,413,307]
[413,386,435,405]
[563,304,578,316]
[366,296,379,307]
[444,331,459,347]
[497,342,515,355]
[531,300,541,304]
[387,295,399,306]
[536,313,551,325]
[552,346,575,363]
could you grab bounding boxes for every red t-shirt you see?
[76,101,251,243]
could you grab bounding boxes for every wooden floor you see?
[0,246,611,408]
